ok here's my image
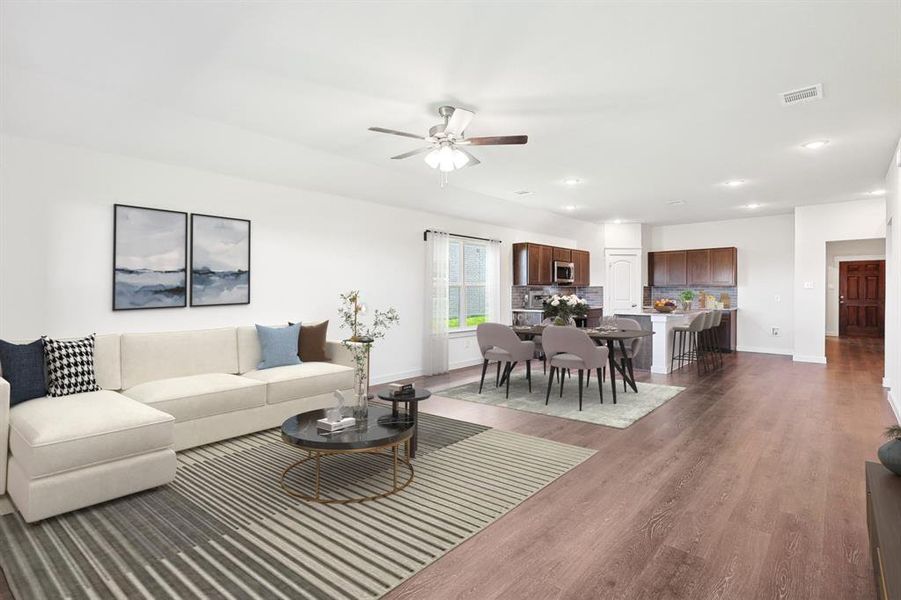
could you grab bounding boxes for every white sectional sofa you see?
[0,325,355,522]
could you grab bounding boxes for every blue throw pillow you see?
[0,339,47,405]
[256,324,302,370]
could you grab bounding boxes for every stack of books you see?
[388,382,415,398]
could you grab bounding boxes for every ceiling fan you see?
[369,105,527,185]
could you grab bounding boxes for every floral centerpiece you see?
[543,294,589,325]
[338,291,399,421]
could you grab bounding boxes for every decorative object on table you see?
[338,290,399,423]
[719,292,731,308]
[0,339,47,405]
[543,294,588,325]
[41,335,101,397]
[388,382,415,397]
[679,290,695,311]
[879,425,901,476]
[255,324,302,369]
[113,204,187,310]
[317,391,356,432]
[190,213,250,306]
[698,290,707,308]
[376,388,432,458]
[653,298,677,313]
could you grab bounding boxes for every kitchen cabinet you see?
[716,310,737,352]
[513,243,591,286]
[572,249,590,286]
[649,251,687,286]
[553,247,572,262]
[513,243,553,285]
[649,247,736,287]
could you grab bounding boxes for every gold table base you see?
[279,440,414,504]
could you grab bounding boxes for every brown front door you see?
[839,260,885,337]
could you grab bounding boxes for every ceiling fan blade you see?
[444,108,475,136]
[369,127,425,140]
[464,135,528,146]
[457,147,481,167]
[391,147,432,160]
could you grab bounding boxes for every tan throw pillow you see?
[289,320,329,362]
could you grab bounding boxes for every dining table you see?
[511,324,654,403]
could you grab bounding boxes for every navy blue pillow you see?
[0,339,47,405]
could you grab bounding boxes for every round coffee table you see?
[280,405,414,504]
[376,388,431,458]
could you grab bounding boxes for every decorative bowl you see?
[654,305,676,313]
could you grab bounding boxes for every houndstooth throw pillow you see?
[42,335,102,397]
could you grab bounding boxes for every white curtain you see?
[424,230,450,375]
[485,239,502,323]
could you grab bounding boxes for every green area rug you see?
[0,413,594,600]
[438,371,685,429]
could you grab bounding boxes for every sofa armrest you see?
[325,340,365,373]
[0,378,9,495]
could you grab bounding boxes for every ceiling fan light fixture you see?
[452,148,469,169]
[437,145,456,172]
[424,149,441,169]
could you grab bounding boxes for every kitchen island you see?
[613,308,737,374]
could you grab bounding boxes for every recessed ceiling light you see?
[801,139,829,150]
[666,200,686,206]
[723,179,746,187]
[744,203,762,209]
[513,190,534,196]
[563,178,582,186]
[612,219,623,224]
[868,189,886,196]
[562,205,577,211]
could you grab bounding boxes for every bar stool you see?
[698,311,717,373]
[706,311,723,369]
[671,312,708,374]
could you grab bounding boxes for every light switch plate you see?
[803,281,815,289]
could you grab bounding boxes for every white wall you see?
[647,214,795,355]
[824,238,886,336]
[793,198,886,363]
[884,138,901,419]
[0,135,600,383]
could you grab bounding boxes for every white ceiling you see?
[2,1,900,228]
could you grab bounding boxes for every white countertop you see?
[614,307,737,318]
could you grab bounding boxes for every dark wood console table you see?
[867,461,901,599]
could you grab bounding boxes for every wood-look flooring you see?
[380,337,892,600]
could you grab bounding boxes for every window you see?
[448,238,487,329]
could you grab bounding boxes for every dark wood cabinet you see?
[650,251,687,286]
[572,250,590,286]
[716,311,737,352]
[867,461,901,600]
[649,247,736,287]
[553,247,572,262]
[514,243,590,286]
[710,247,737,286]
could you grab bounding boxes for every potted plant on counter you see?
[679,290,695,311]
[879,425,901,476]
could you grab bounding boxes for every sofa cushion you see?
[0,339,47,405]
[8,390,174,479]
[243,362,354,405]
[42,335,102,397]
[256,324,302,369]
[120,328,238,389]
[123,373,266,422]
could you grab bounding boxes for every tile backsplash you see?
[512,285,604,308]
[645,286,738,308]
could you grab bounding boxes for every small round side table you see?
[376,388,431,459]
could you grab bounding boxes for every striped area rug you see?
[0,412,595,599]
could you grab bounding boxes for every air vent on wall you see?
[780,83,823,106]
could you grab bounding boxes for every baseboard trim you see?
[449,358,484,371]
[735,345,793,356]
[371,368,424,385]
[793,354,828,364]
[889,390,901,424]
[884,377,892,389]
[825,330,839,337]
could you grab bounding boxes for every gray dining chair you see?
[476,323,536,398]
[611,317,644,391]
[541,325,610,409]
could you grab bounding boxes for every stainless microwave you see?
[553,261,575,284]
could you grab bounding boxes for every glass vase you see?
[353,368,369,425]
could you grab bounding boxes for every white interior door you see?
[605,250,641,312]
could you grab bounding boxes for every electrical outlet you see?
[771,327,780,337]
[774,294,781,303]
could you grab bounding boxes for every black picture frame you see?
[113,204,188,311]
[190,213,251,307]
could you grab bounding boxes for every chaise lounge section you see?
[0,325,355,522]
